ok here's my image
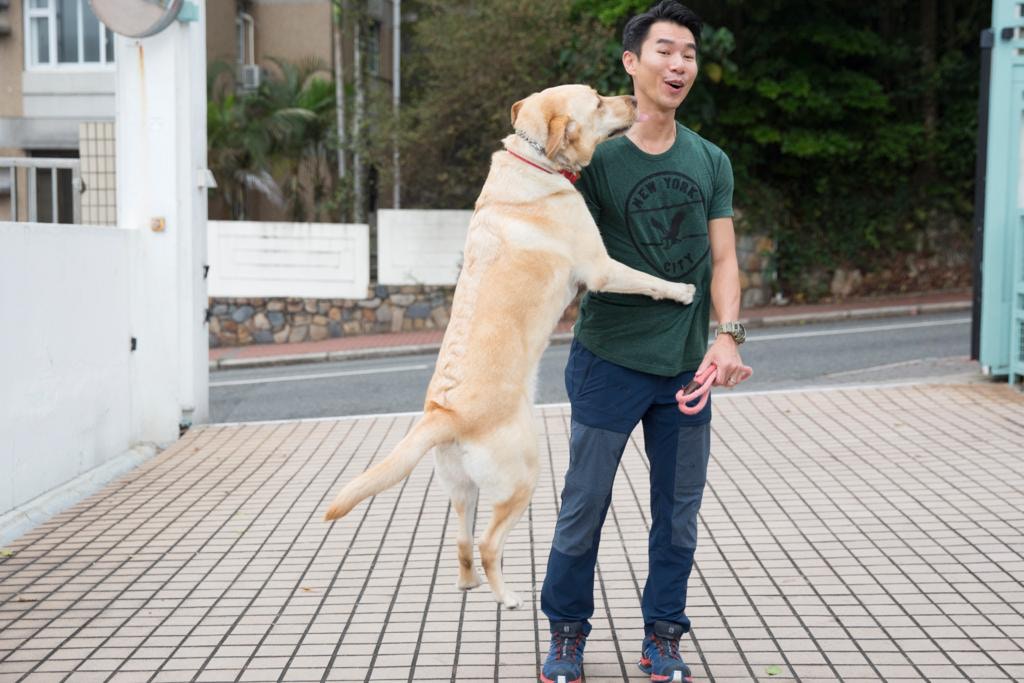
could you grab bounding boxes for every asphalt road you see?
[210,311,974,423]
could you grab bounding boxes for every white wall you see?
[0,222,132,516]
[0,3,210,540]
[208,220,370,298]
[22,71,116,120]
[377,209,471,285]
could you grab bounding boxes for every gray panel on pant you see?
[671,422,711,548]
[553,421,629,556]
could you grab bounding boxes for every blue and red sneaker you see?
[540,621,587,683]
[637,620,693,682]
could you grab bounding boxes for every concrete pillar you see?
[115,2,209,444]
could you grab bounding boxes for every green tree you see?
[395,0,736,206]
[207,63,284,220]
[207,58,338,221]
[397,0,619,209]
[571,0,987,297]
[253,57,337,222]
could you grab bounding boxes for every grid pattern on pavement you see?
[1,382,1022,682]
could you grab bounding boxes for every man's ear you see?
[622,50,638,77]
[545,115,577,159]
[510,99,525,127]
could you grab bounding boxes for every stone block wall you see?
[208,285,454,347]
[736,233,776,309]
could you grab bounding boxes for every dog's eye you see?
[596,100,603,109]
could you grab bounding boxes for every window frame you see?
[235,12,255,66]
[24,0,115,71]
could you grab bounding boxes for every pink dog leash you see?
[676,363,753,415]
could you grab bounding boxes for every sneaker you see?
[637,620,693,682]
[540,621,586,683]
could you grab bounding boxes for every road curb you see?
[209,299,972,371]
[744,300,970,328]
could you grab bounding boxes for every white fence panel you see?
[0,222,134,524]
[208,221,370,298]
[377,209,472,285]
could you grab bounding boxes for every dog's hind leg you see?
[452,486,482,590]
[472,415,539,610]
[480,478,534,609]
[435,444,483,590]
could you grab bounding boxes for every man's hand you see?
[697,334,752,388]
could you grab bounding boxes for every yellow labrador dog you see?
[324,84,696,609]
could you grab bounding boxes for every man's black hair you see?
[622,0,703,55]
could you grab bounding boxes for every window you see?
[0,0,11,38]
[235,12,254,65]
[365,20,381,76]
[25,0,114,68]
[26,151,79,224]
[236,17,245,64]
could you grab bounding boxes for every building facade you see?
[0,0,396,223]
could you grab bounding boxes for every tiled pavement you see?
[1,382,1023,682]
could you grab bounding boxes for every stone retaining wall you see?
[736,233,775,309]
[208,234,777,348]
[208,285,455,347]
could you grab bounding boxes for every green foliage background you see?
[397,0,989,296]
[208,58,337,222]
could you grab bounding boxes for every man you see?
[539,2,750,683]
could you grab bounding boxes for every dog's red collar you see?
[506,150,579,184]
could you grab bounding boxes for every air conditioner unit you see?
[238,64,262,90]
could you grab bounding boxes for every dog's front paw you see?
[675,283,696,304]
[500,590,523,609]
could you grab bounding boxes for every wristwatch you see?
[715,321,746,345]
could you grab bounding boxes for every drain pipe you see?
[970,28,993,362]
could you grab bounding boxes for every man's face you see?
[623,20,698,114]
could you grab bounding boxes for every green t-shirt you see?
[575,122,734,376]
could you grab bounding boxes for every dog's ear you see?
[545,115,578,159]
[510,99,525,127]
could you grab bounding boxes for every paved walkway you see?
[1,381,1023,682]
[208,291,972,369]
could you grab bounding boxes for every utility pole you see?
[332,1,347,216]
[352,7,364,223]
[392,0,401,209]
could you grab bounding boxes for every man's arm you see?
[708,217,740,324]
[696,217,748,386]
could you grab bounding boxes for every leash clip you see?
[676,362,754,415]
[676,365,717,415]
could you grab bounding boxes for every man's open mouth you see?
[665,80,685,92]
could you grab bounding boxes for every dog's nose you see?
[628,96,638,108]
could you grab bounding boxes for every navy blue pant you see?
[541,339,711,635]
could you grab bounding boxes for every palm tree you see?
[207,61,285,220]
[254,57,336,222]
[207,58,335,221]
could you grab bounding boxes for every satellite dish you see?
[88,0,186,38]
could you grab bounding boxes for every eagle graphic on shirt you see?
[624,171,710,281]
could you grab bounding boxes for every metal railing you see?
[0,157,82,224]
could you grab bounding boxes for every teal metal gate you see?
[980,0,1024,385]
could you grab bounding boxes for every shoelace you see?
[651,635,682,660]
[551,633,584,661]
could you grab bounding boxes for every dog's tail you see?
[323,410,454,522]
